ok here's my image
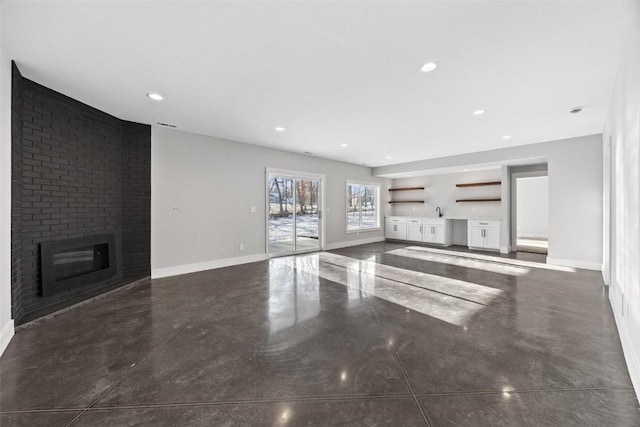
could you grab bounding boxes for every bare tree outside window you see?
[347,183,379,231]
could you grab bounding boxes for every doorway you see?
[515,175,549,254]
[266,169,324,257]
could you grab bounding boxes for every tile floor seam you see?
[64,319,195,427]
[68,394,419,412]
[369,304,432,427]
[414,385,637,398]
[0,394,417,415]
[0,409,85,415]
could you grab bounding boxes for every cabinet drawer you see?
[385,217,407,224]
[423,218,446,226]
[406,218,422,224]
[468,219,500,228]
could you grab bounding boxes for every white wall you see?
[0,3,15,355]
[604,31,640,401]
[151,126,389,277]
[516,176,549,239]
[374,134,603,270]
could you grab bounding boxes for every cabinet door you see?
[394,224,407,240]
[385,221,395,239]
[484,227,500,250]
[407,224,423,242]
[385,222,405,239]
[422,225,434,243]
[468,227,485,248]
[431,225,445,244]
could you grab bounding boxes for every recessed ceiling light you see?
[340,144,348,148]
[275,127,286,132]
[420,62,437,73]
[502,135,511,140]
[386,156,392,159]
[147,93,163,101]
[472,110,485,115]
[569,107,582,114]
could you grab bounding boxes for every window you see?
[346,182,380,231]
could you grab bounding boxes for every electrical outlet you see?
[239,244,244,251]
[250,207,256,213]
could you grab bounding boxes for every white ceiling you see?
[3,1,639,167]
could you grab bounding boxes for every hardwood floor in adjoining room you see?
[1,242,638,426]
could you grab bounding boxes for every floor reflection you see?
[399,246,575,272]
[387,247,530,276]
[268,257,320,334]
[270,253,504,327]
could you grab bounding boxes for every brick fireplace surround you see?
[11,62,151,325]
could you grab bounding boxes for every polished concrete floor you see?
[1,242,639,426]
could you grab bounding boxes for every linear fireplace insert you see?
[40,234,117,296]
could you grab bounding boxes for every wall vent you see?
[157,121,178,128]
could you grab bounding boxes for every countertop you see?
[386,215,501,221]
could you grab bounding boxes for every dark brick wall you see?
[122,122,151,280]
[11,64,151,325]
[11,63,24,323]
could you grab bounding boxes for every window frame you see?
[345,180,381,233]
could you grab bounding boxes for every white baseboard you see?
[0,319,14,356]
[518,233,548,239]
[324,236,385,251]
[151,253,269,279]
[610,293,640,402]
[546,257,602,271]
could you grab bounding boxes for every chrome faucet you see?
[435,207,443,217]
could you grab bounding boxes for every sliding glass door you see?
[267,170,323,257]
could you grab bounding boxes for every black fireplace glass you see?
[53,243,110,281]
[40,234,117,296]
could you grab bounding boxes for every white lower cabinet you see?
[385,217,407,240]
[422,219,452,245]
[467,220,501,251]
[385,217,452,246]
[406,218,423,242]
